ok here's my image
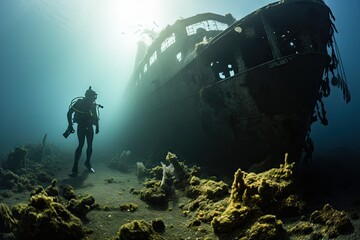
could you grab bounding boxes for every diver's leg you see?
[70,125,85,176]
[84,126,95,172]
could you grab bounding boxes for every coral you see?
[12,192,86,240]
[67,194,96,218]
[180,176,230,224]
[45,179,59,197]
[183,197,228,223]
[186,176,229,200]
[60,184,77,200]
[0,168,33,192]
[310,203,353,238]
[210,155,301,238]
[211,204,253,234]
[246,215,286,240]
[165,151,200,189]
[138,152,202,207]
[0,168,19,190]
[140,180,167,205]
[36,171,52,183]
[1,147,27,172]
[0,203,18,234]
[287,221,313,236]
[115,220,164,240]
[119,203,138,212]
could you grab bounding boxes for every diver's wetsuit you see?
[73,120,94,173]
[67,97,99,175]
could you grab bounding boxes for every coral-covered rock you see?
[67,194,96,218]
[0,203,17,234]
[310,203,353,238]
[2,147,27,172]
[246,215,286,240]
[211,155,297,237]
[60,184,77,200]
[211,204,253,234]
[288,221,313,236]
[12,193,86,240]
[186,176,229,200]
[119,203,138,212]
[140,180,167,205]
[116,220,164,240]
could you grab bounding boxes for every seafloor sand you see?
[1,146,360,240]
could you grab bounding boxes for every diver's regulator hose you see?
[69,97,104,119]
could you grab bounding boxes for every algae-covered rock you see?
[211,154,298,237]
[246,215,286,240]
[182,196,228,223]
[2,147,27,172]
[138,152,201,207]
[140,179,167,205]
[186,176,229,200]
[60,184,77,200]
[12,193,86,240]
[277,194,306,218]
[116,220,164,240]
[0,203,18,234]
[165,151,200,189]
[310,203,353,238]
[119,203,138,212]
[45,179,60,197]
[288,221,313,236]
[211,204,253,234]
[36,171,52,183]
[67,194,96,218]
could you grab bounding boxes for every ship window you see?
[176,52,182,62]
[144,63,148,73]
[186,20,228,36]
[161,33,176,52]
[149,51,157,66]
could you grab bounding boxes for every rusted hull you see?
[122,53,328,172]
[119,0,339,173]
[198,54,329,171]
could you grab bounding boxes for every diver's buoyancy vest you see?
[72,99,98,125]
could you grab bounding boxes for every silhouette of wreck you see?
[120,0,350,172]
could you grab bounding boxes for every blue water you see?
[0,0,359,165]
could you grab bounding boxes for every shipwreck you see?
[119,0,350,173]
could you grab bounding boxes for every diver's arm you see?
[94,111,99,134]
[67,108,75,128]
[95,121,99,134]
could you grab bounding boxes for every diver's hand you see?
[95,128,99,134]
[68,125,75,133]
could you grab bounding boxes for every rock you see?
[116,220,163,240]
[310,203,353,238]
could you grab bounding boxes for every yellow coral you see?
[165,151,177,162]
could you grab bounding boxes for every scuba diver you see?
[64,86,102,177]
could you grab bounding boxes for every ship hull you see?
[119,0,335,173]
[122,53,329,172]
